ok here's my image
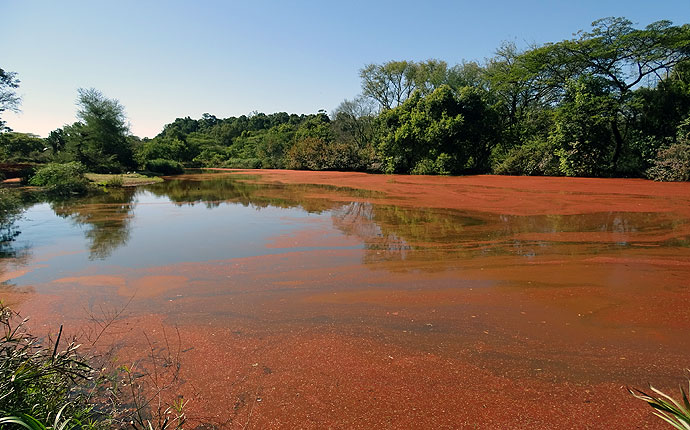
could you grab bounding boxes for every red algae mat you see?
[4,170,690,429]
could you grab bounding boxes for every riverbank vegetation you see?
[0,303,187,430]
[2,17,689,181]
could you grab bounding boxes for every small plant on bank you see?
[104,175,124,188]
[630,377,690,430]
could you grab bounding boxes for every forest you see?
[2,17,690,182]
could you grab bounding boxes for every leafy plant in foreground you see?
[0,304,95,428]
[630,378,690,430]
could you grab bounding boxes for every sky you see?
[2,0,689,138]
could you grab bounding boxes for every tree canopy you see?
[0,68,21,132]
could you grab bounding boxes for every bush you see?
[411,153,453,175]
[286,138,361,171]
[145,158,184,175]
[493,139,561,176]
[28,162,90,196]
[646,142,690,181]
[0,303,188,429]
[105,175,124,188]
[0,305,95,427]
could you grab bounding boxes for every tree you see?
[360,60,458,111]
[485,42,558,149]
[0,68,21,132]
[331,96,376,150]
[0,132,45,161]
[360,61,418,111]
[551,76,619,177]
[524,17,690,171]
[46,128,66,154]
[63,88,134,172]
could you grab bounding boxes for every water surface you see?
[2,171,690,429]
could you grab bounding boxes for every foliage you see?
[492,138,561,176]
[144,158,184,175]
[0,132,46,162]
[3,17,685,180]
[62,89,134,173]
[136,137,189,166]
[286,137,360,171]
[0,68,21,132]
[550,77,619,177]
[647,140,690,182]
[0,302,188,430]
[630,379,690,430]
[28,162,90,196]
[0,305,95,427]
[378,85,498,174]
[360,59,460,111]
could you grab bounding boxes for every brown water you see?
[2,170,690,429]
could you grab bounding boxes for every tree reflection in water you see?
[23,172,688,264]
[50,188,137,260]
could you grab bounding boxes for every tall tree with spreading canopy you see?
[0,68,21,132]
[524,17,690,172]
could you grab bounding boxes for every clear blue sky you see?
[2,0,689,138]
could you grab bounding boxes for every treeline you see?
[2,17,690,180]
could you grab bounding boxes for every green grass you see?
[0,304,99,429]
[85,173,163,187]
[0,303,187,430]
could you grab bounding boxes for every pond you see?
[2,170,690,429]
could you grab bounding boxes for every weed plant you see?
[630,378,690,430]
[0,303,187,430]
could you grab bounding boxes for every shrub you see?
[493,139,561,176]
[105,175,124,188]
[0,305,95,426]
[28,162,90,196]
[145,158,184,175]
[646,142,690,181]
[411,153,453,175]
[286,138,361,171]
[0,303,188,429]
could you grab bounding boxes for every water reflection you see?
[50,189,137,260]
[2,172,688,273]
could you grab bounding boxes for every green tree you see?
[63,88,135,172]
[0,132,45,161]
[524,17,690,172]
[45,128,66,154]
[360,61,418,110]
[551,77,619,176]
[378,86,464,174]
[485,42,558,150]
[0,68,21,132]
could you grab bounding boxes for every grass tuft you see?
[630,376,690,430]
